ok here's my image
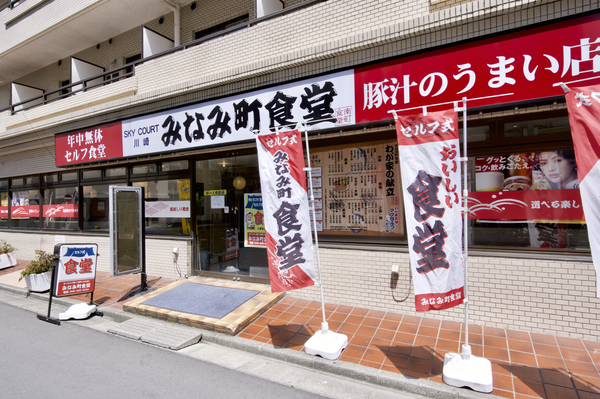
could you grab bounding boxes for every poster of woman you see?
[534,150,579,190]
[529,149,580,248]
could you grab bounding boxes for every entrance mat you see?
[141,283,259,319]
[123,277,284,335]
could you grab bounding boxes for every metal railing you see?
[0,0,328,115]
[0,0,23,12]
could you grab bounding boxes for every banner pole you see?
[302,123,329,332]
[461,97,471,358]
[301,123,348,360]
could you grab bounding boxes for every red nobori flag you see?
[565,84,600,298]
[256,130,316,292]
[395,109,465,311]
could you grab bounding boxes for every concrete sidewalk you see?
[4,261,600,398]
[0,279,494,399]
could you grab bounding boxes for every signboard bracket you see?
[37,251,62,325]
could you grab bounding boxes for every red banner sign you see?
[42,204,78,218]
[11,205,39,218]
[0,207,7,217]
[355,14,600,123]
[257,130,316,292]
[468,189,584,220]
[55,122,123,167]
[396,110,464,312]
[56,279,95,296]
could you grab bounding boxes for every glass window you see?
[469,149,588,250]
[82,184,126,231]
[161,160,188,172]
[10,189,41,229]
[0,190,7,228]
[464,125,490,143]
[44,174,59,184]
[0,180,7,228]
[105,167,126,178]
[25,176,40,185]
[42,187,78,230]
[309,140,405,244]
[132,179,190,235]
[81,170,102,180]
[131,164,157,175]
[503,116,570,139]
[11,177,23,187]
[60,171,78,182]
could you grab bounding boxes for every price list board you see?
[309,141,403,237]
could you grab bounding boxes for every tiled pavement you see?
[2,262,600,399]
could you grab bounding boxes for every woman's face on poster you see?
[538,151,576,188]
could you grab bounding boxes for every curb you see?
[0,282,497,399]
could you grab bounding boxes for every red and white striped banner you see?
[395,109,465,311]
[565,84,600,298]
[256,130,316,292]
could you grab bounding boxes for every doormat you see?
[124,277,285,335]
[140,282,259,319]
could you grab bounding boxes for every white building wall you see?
[0,231,193,281]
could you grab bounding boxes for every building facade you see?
[1,0,599,340]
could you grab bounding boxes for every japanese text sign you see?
[257,130,316,292]
[121,71,354,157]
[356,14,600,123]
[395,109,464,312]
[55,122,123,167]
[54,244,98,297]
[565,83,600,298]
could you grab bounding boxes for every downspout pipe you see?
[156,0,180,47]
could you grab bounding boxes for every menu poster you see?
[243,193,266,248]
[310,142,403,236]
[471,150,582,249]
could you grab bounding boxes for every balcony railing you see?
[0,0,23,12]
[0,0,327,116]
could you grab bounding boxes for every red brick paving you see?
[2,262,600,398]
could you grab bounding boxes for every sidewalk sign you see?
[37,243,102,325]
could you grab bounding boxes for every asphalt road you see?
[0,301,325,399]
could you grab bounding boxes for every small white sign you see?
[145,201,190,218]
[211,196,225,209]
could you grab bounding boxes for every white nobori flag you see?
[256,130,316,292]
[395,109,464,312]
[566,85,600,298]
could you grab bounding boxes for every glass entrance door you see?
[194,154,268,279]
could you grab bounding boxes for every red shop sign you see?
[55,121,123,167]
[355,14,600,123]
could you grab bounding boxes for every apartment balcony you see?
[0,0,331,139]
[0,0,183,85]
